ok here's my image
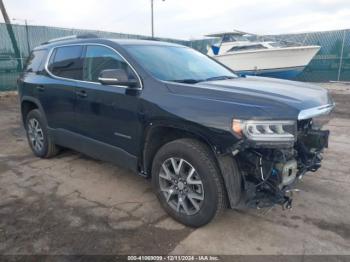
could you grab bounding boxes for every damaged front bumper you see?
[234,119,330,210]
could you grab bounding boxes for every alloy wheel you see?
[159,157,204,215]
[27,118,44,152]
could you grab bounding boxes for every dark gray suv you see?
[18,35,334,227]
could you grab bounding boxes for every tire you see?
[25,109,59,158]
[152,138,226,227]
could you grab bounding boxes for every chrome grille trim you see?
[298,103,335,120]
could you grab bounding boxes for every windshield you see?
[125,45,237,83]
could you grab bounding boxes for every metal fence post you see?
[13,24,23,69]
[337,30,346,81]
[25,20,30,55]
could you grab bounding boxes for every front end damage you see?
[231,117,331,210]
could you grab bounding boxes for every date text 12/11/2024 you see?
[127,255,220,261]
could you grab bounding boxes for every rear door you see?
[43,45,83,131]
[20,49,48,101]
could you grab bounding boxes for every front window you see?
[83,45,135,82]
[125,45,237,83]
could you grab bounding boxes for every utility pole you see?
[150,0,165,38]
[0,0,22,70]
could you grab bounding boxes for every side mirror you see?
[98,69,138,88]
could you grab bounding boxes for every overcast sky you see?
[1,0,349,39]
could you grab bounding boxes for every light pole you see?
[151,0,165,38]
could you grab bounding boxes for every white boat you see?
[206,30,320,79]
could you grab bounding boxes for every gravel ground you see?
[0,82,350,256]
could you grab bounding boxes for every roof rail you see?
[41,33,99,45]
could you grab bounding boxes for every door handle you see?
[36,85,45,92]
[76,90,88,98]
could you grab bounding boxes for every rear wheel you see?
[25,109,59,158]
[152,138,226,227]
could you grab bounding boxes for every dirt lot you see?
[0,83,350,255]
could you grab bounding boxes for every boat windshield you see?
[125,45,237,82]
[268,41,300,48]
[222,34,249,43]
[228,44,267,52]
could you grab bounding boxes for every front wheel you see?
[152,138,226,227]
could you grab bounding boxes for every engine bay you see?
[237,119,329,209]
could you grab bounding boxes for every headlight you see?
[232,119,296,142]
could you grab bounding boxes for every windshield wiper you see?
[169,76,235,84]
[170,79,203,84]
[204,76,236,81]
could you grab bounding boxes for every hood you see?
[166,76,333,120]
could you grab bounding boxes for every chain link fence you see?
[263,29,350,82]
[0,22,349,91]
[0,23,191,91]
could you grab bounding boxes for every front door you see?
[74,44,142,157]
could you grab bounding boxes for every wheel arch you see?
[141,123,220,176]
[20,96,46,125]
[141,123,243,208]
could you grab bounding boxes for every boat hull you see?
[212,46,320,79]
[239,66,305,79]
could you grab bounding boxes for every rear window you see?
[25,50,47,73]
[48,46,83,80]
